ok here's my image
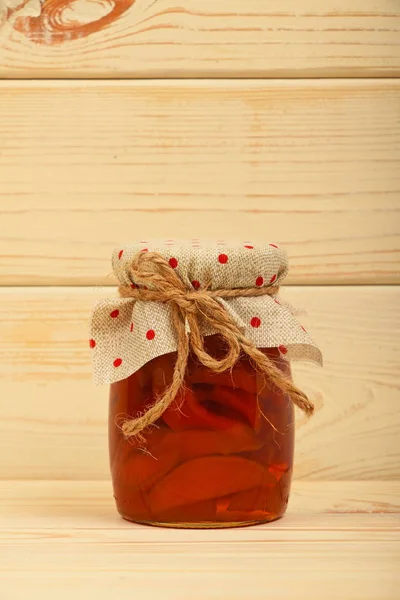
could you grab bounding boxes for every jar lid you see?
[90,239,322,384]
[113,239,288,291]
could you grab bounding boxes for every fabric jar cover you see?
[90,239,323,384]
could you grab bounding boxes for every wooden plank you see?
[0,286,399,481]
[1,481,399,528]
[0,481,399,600]
[0,0,399,78]
[1,480,399,528]
[1,80,399,286]
[2,543,399,600]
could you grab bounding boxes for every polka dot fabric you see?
[111,239,288,293]
[90,239,322,384]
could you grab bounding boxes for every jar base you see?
[119,512,284,529]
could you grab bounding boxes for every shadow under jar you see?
[109,335,294,528]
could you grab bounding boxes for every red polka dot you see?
[169,257,178,269]
[110,309,120,318]
[130,323,134,332]
[218,253,228,264]
[270,274,277,284]
[192,280,200,290]
[130,283,137,289]
[113,358,122,367]
[279,345,288,355]
[269,243,279,248]
[89,339,96,349]
[244,245,254,249]
[274,298,280,305]
[118,249,123,260]
[141,248,148,252]
[250,317,261,328]
[256,276,264,287]
[146,329,155,340]
[301,325,307,333]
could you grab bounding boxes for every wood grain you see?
[1,480,399,527]
[0,481,399,600]
[0,0,400,78]
[1,80,399,286]
[0,286,399,481]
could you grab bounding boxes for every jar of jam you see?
[91,240,322,528]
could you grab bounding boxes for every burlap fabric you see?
[90,239,322,385]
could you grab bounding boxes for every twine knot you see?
[166,289,199,313]
[118,250,314,439]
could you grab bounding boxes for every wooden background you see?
[0,0,399,483]
[1,3,400,598]
[1,0,400,78]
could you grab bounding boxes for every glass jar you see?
[109,334,294,528]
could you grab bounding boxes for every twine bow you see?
[118,251,314,439]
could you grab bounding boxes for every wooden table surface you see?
[1,480,399,600]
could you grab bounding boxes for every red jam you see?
[109,335,294,528]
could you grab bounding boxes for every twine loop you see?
[118,250,314,439]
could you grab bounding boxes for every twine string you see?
[118,251,314,439]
